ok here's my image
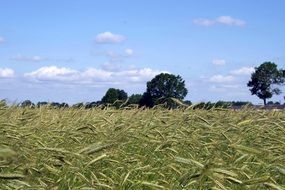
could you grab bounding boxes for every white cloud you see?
[24,66,79,81]
[0,36,5,44]
[216,16,245,26]
[193,19,215,26]
[125,48,134,56]
[230,67,254,75]
[24,66,168,84]
[82,68,112,80]
[193,16,246,27]
[11,55,47,62]
[212,59,226,66]
[0,68,15,78]
[95,32,125,44]
[209,75,234,83]
[114,68,168,82]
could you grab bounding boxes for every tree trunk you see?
[263,98,267,106]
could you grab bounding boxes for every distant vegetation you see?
[2,61,285,108]
[2,99,254,110]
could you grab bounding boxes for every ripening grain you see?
[0,105,284,189]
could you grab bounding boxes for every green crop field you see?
[0,105,285,189]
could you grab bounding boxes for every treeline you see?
[1,72,254,109]
[0,98,254,110]
[1,61,285,109]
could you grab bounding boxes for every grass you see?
[0,104,285,189]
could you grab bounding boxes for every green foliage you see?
[20,100,35,108]
[72,102,84,108]
[248,62,285,105]
[267,101,281,105]
[37,101,48,107]
[101,88,128,104]
[140,73,188,107]
[127,94,142,105]
[36,102,69,108]
[139,92,155,107]
[183,100,192,106]
[192,101,252,109]
[85,101,101,109]
[231,101,252,107]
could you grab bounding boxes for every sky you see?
[0,0,285,104]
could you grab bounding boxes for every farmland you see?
[0,105,285,189]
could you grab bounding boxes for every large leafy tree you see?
[101,88,128,104]
[140,73,188,107]
[127,94,143,105]
[247,62,285,105]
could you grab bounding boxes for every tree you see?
[101,88,128,104]
[184,100,192,106]
[50,102,61,108]
[72,102,84,108]
[247,62,285,105]
[85,101,100,109]
[231,101,252,107]
[37,102,48,107]
[267,101,280,105]
[60,102,69,108]
[127,94,142,105]
[139,92,154,107]
[21,100,35,108]
[140,73,188,107]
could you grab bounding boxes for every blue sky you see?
[1,0,285,104]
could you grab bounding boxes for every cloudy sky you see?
[1,0,285,104]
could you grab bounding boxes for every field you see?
[0,105,285,190]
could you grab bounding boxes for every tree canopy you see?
[101,88,128,104]
[140,73,188,107]
[21,100,35,108]
[127,94,143,105]
[247,62,285,105]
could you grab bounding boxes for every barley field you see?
[0,105,285,189]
